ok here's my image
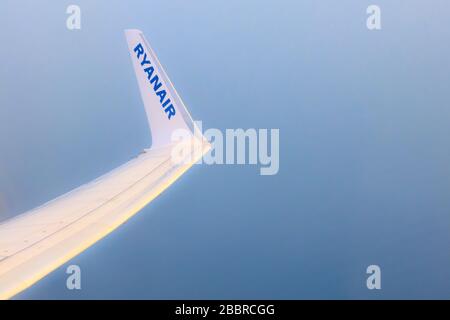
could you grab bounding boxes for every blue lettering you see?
[150,75,162,92]
[134,44,144,59]
[156,90,167,103]
[140,53,151,66]
[144,66,154,80]
[134,42,176,120]
[162,98,171,108]
[165,104,176,119]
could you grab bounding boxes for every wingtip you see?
[124,29,143,35]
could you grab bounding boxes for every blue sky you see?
[0,0,449,299]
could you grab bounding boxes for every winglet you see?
[125,29,202,148]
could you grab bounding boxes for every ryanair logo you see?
[133,43,176,120]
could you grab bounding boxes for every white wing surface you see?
[0,29,210,299]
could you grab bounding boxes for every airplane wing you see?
[0,29,210,299]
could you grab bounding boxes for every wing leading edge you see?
[0,30,210,299]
